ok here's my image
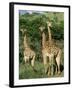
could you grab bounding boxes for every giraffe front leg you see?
[48,56,53,76]
[48,64,51,76]
[43,55,48,74]
[51,57,54,76]
[24,56,27,64]
[31,55,35,68]
[24,52,28,64]
[48,55,55,77]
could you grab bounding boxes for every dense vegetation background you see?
[19,11,64,79]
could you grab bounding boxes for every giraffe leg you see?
[48,64,51,76]
[24,52,28,64]
[24,56,28,69]
[43,55,48,74]
[48,56,54,76]
[56,56,61,75]
[56,50,61,75]
[55,65,58,74]
[24,56,27,64]
[47,56,50,76]
[31,55,35,68]
[51,57,54,76]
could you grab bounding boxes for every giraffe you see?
[39,26,54,76]
[46,21,62,75]
[20,29,36,68]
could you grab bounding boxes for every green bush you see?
[19,12,64,63]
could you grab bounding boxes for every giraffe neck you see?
[42,32,46,48]
[23,34,29,49]
[48,26,52,44]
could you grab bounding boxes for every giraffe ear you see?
[39,26,45,32]
[23,29,27,33]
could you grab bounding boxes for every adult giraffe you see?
[39,26,54,76]
[47,21,62,75]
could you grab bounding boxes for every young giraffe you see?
[46,21,62,75]
[20,29,36,68]
[39,26,54,76]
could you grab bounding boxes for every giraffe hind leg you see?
[56,56,61,75]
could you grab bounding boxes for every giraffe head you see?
[20,28,27,35]
[39,26,45,33]
[47,21,52,27]
[23,29,27,33]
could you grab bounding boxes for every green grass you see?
[19,60,64,79]
[19,61,46,79]
[19,40,64,79]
